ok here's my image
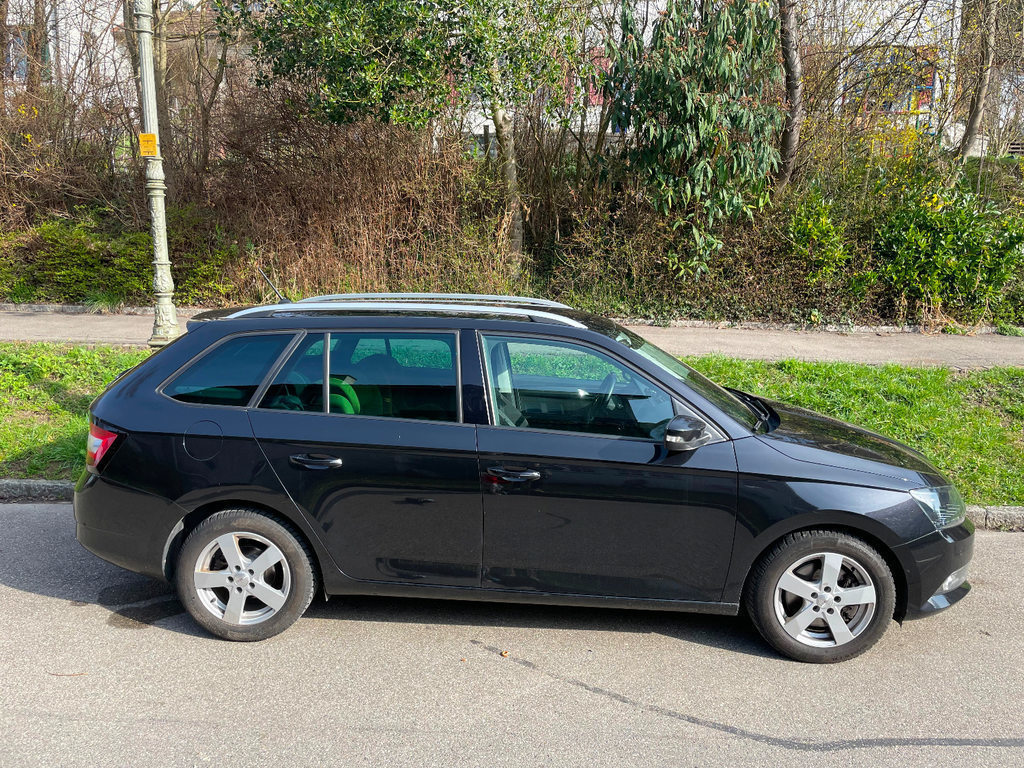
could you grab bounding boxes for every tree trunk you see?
[0,0,9,113]
[489,100,523,254]
[121,0,143,111]
[776,0,804,187]
[959,0,998,161]
[152,0,175,194]
[25,0,46,95]
[197,37,228,175]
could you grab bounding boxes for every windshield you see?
[609,329,760,430]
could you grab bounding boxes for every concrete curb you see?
[1,479,1021,530]
[968,505,1024,532]
[612,318,1008,335]
[0,479,75,502]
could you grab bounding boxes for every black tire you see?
[175,508,316,641]
[745,530,896,663]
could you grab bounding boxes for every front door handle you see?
[290,453,344,470]
[487,466,541,482]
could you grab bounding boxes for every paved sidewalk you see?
[628,324,1024,368]
[1,309,1023,367]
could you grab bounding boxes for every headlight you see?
[910,485,966,530]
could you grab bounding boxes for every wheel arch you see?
[161,498,329,595]
[736,520,911,622]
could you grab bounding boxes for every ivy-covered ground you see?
[1,342,1022,504]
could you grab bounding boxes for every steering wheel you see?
[283,371,310,399]
[586,373,617,422]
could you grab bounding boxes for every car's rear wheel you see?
[176,509,316,641]
[745,530,896,663]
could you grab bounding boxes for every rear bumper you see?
[895,519,975,620]
[74,471,186,581]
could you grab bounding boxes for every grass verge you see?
[1,343,1021,504]
[687,356,1024,505]
[0,343,150,482]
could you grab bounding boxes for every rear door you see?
[249,330,481,587]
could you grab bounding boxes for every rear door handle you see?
[487,466,541,482]
[290,453,344,470]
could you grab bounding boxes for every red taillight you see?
[86,423,119,469]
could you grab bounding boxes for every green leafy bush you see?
[608,0,782,276]
[873,187,1024,323]
[0,206,236,307]
[787,189,849,282]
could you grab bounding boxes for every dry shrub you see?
[1,92,145,229]
[204,84,528,302]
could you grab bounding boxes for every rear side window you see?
[328,332,458,422]
[165,334,294,407]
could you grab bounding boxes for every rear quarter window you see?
[164,333,294,407]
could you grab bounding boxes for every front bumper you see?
[74,471,186,581]
[895,518,975,619]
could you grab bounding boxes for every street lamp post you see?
[134,0,179,347]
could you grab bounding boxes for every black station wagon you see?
[74,293,974,662]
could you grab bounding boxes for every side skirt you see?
[324,580,740,616]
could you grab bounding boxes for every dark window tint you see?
[328,332,458,422]
[481,335,674,439]
[165,334,293,407]
[259,335,325,412]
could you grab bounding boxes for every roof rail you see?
[225,301,587,328]
[297,292,571,309]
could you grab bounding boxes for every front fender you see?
[721,476,932,605]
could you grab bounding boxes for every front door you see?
[250,330,481,587]
[477,333,737,602]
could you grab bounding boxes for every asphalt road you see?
[3,309,1024,367]
[1,503,1022,768]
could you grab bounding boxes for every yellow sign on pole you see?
[139,133,158,157]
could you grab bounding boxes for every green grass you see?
[0,343,150,481]
[686,356,1024,505]
[1,343,1021,505]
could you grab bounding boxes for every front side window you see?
[165,333,294,407]
[582,320,759,429]
[481,335,674,439]
[327,332,459,422]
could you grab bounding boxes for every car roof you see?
[188,293,621,335]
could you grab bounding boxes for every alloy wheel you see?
[193,531,292,626]
[772,551,877,648]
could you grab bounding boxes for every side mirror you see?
[665,414,714,452]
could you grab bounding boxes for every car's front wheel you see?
[745,530,896,663]
[176,509,316,641]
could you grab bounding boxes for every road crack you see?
[470,640,1024,753]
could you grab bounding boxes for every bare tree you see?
[121,0,143,108]
[488,71,523,254]
[960,0,999,159]
[25,0,45,95]
[777,0,805,187]
[192,34,228,174]
[0,0,9,113]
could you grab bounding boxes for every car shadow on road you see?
[1,505,775,657]
[305,596,776,659]
[0,504,208,637]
